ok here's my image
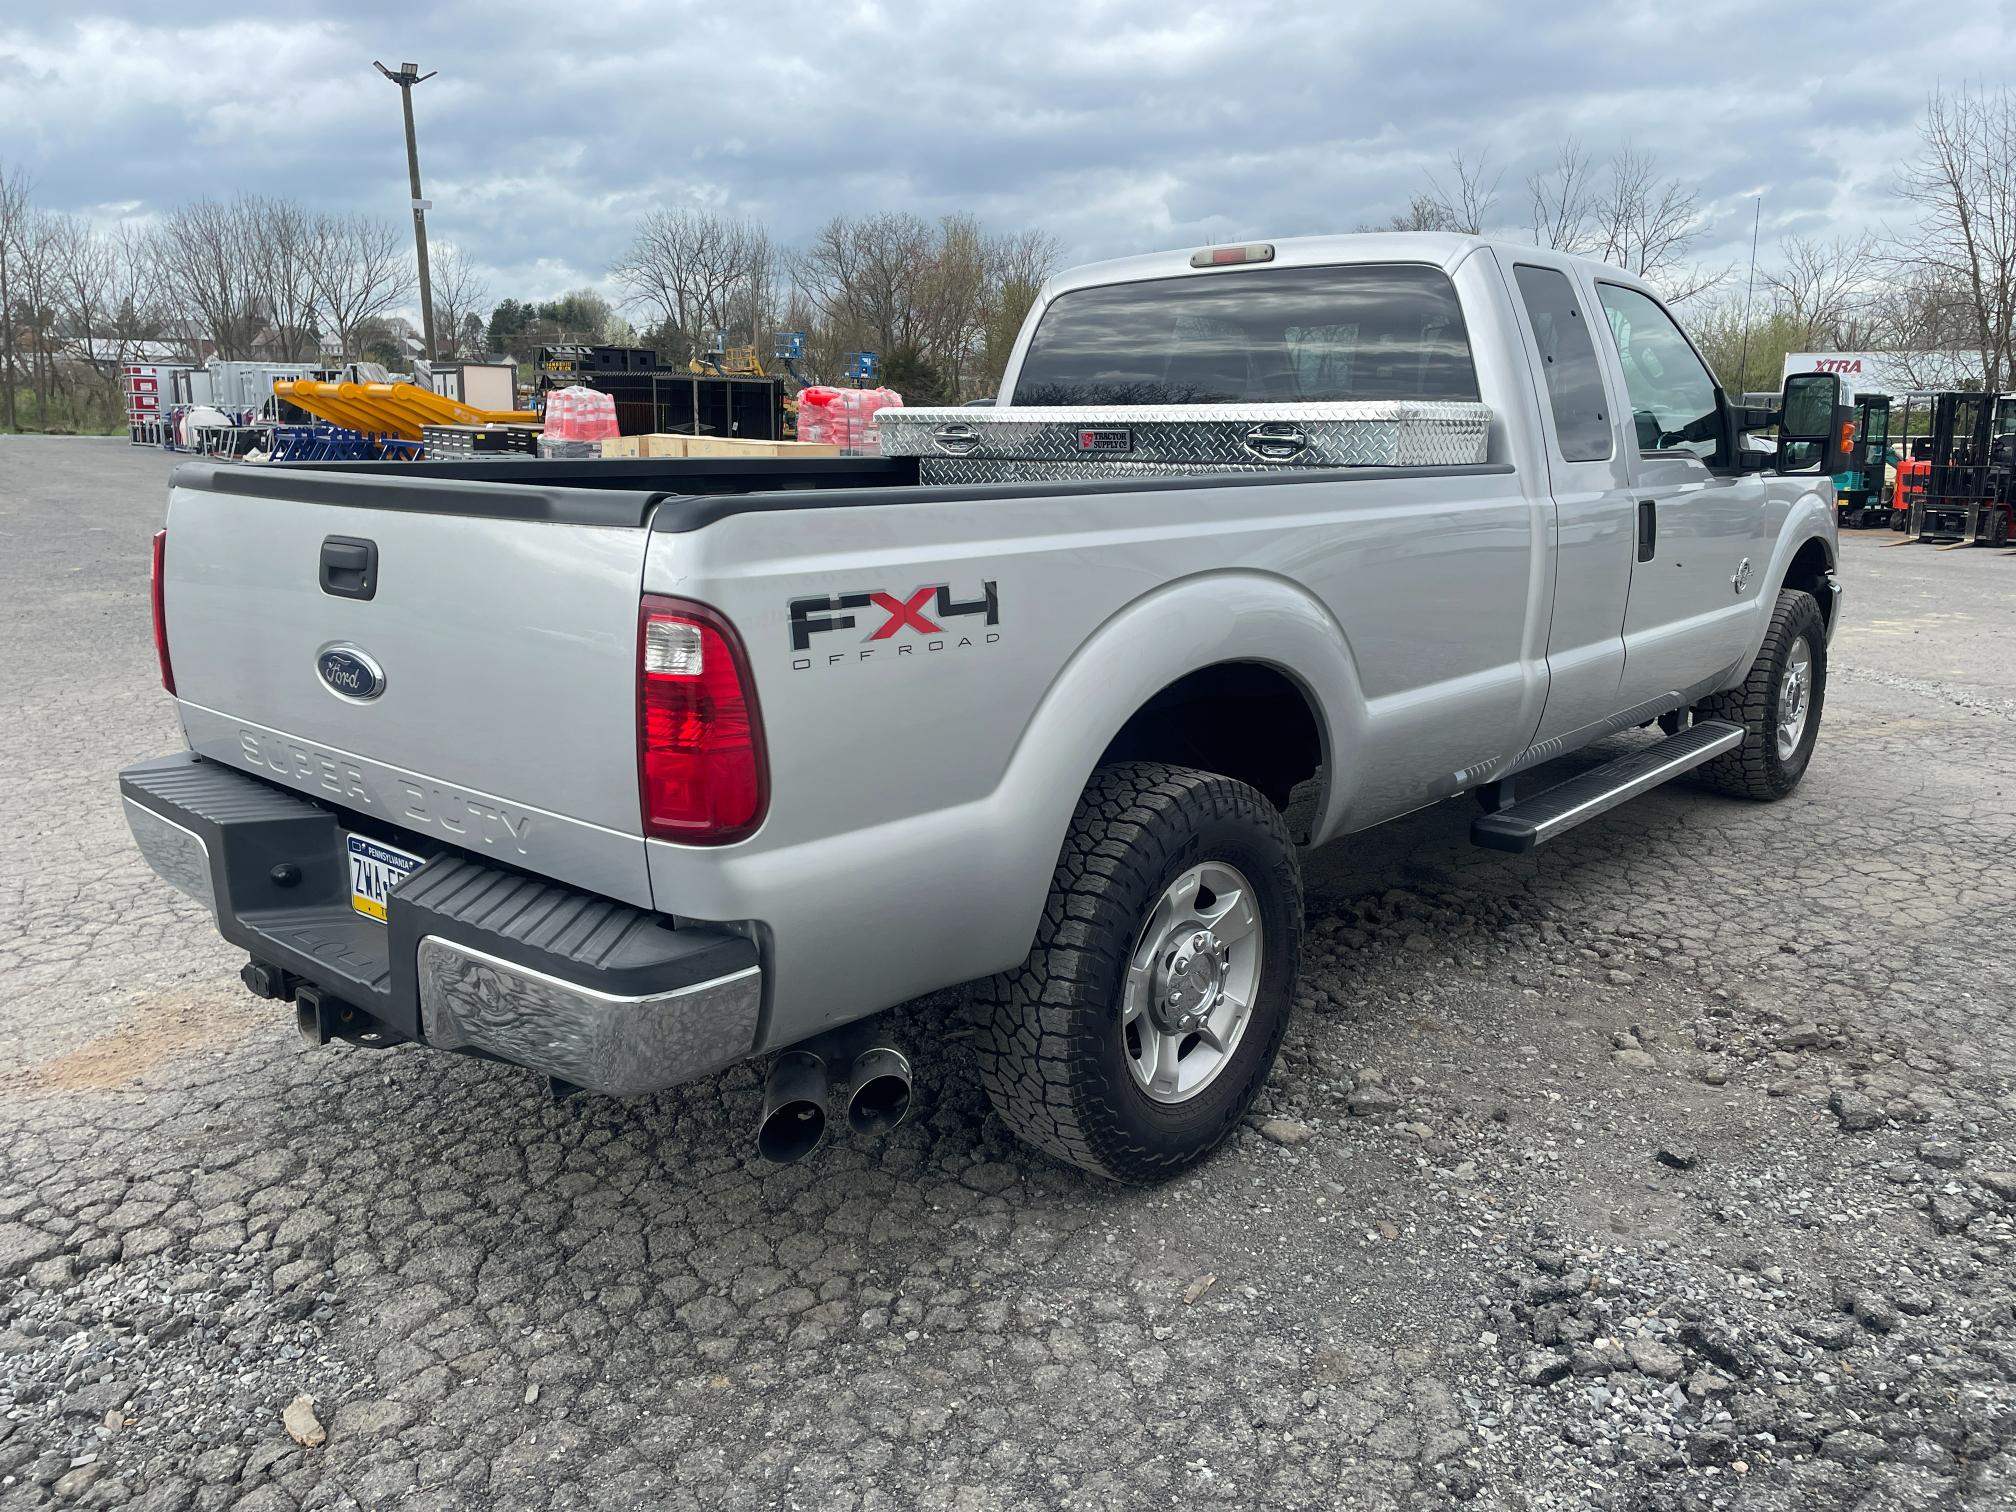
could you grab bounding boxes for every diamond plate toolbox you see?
[878,401,1492,482]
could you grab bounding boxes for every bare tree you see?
[13,209,68,421]
[1763,234,1877,349]
[306,211,413,362]
[148,198,270,360]
[1866,266,1982,389]
[1375,152,1499,234]
[52,218,121,425]
[734,224,781,359]
[978,227,1061,395]
[237,197,320,361]
[1527,140,1724,302]
[1886,84,2016,390]
[0,160,30,429]
[1590,146,1724,301]
[1378,194,1460,234]
[910,213,992,395]
[1428,152,1499,234]
[1527,141,1596,253]
[612,208,772,361]
[795,210,947,389]
[429,244,491,358]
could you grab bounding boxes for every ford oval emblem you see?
[316,644,386,701]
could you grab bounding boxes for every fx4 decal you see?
[788,581,1001,668]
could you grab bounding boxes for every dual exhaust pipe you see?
[757,1040,913,1164]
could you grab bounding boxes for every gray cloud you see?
[0,0,2003,313]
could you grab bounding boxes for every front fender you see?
[1734,486,1837,674]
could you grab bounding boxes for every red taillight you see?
[151,528,175,695]
[637,596,767,844]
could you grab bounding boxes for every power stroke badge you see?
[788,581,1001,669]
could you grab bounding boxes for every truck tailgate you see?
[161,465,657,907]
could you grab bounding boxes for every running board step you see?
[1471,719,1746,854]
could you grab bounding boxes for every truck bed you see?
[181,446,1510,530]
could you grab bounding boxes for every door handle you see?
[320,535,378,600]
[1243,422,1309,461]
[1636,500,1657,563]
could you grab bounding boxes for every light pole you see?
[373,60,438,361]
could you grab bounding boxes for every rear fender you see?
[986,569,1364,949]
[667,570,1365,1047]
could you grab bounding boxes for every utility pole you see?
[373,60,438,360]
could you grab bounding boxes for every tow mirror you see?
[1777,372,1840,475]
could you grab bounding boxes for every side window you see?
[1595,283,1721,461]
[1512,265,1612,462]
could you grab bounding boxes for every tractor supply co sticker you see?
[787,580,1001,670]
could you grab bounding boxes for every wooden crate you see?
[598,435,644,458]
[679,436,841,459]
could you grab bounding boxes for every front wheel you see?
[1693,588,1827,800]
[972,762,1302,1184]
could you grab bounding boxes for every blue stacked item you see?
[265,424,424,463]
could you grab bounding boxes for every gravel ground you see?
[2,435,2014,1511]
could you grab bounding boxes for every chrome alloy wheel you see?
[1777,637,1813,759]
[1122,861,1263,1104]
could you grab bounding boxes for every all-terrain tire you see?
[971,762,1302,1184]
[1693,588,1826,800]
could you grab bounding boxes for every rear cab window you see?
[1511,265,1613,462]
[1010,264,1481,406]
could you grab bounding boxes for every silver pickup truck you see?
[121,233,1847,1183]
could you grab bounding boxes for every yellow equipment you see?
[274,379,537,443]
[688,345,767,378]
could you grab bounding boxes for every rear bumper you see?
[118,752,761,1096]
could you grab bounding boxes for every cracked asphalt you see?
[3,435,2015,1511]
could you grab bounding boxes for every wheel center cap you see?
[1153,928,1229,1033]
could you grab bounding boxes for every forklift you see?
[1834,393,1893,529]
[1905,391,2015,547]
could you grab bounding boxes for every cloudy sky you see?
[0,0,2007,319]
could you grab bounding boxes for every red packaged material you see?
[542,385,619,441]
[796,386,902,453]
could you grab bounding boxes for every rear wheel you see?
[1693,588,1826,800]
[972,762,1301,1184]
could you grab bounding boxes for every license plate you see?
[346,834,423,921]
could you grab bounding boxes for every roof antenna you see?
[1737,194,1762,393]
